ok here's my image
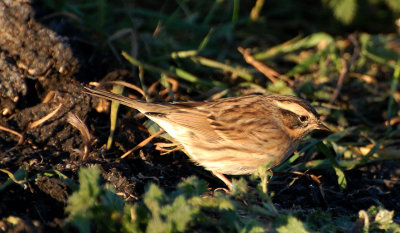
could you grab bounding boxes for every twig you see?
[238,46,295,86]
[330,58,348,104]
[329,34,360,104]
[120,129,165,159]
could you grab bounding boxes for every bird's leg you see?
[211,171,232,188]
[154,142,184,155]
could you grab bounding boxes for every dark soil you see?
[0,1,399,232]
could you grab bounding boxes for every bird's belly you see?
[182,143,296,175]
[149,118,190,140]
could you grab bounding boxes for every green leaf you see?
[328,0,357,25]
[386,0,400,12]
[375,208,394,227]
[254,33,334,60]
[161,195,199,232]
[240,220,266,233]
[107,84,124,149]
[175,176,208,197]
[230,178,248,198]
[267,80,295,95]
[0,165,28,191]
[65,166,102,233]
[143,183,166,215]
[276,215,309,233]
[65,166,125,233]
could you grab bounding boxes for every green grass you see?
[64,166,400,233]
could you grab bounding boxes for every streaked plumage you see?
[84,87,328,186]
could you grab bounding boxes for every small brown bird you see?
[84,87,329,187]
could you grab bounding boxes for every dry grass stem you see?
[89,81,146,98]
[147,77,179,97]
[238,46,295,86]
[28,103,63,129]
[0,168,26,184]
[120,129,165,159]
[42,90,56,103]
[330,34,360,104]
[109,81,146,98]
[0,124,24,144]
[67,112,92,161]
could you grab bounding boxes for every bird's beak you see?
[315,121,330,131]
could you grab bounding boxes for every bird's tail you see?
[83,86,157,112]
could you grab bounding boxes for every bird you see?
[83,86,329,188]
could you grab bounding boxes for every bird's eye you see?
[299,115,308,122]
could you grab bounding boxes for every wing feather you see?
[146,95,286,152]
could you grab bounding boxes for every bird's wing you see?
[206,108,278,149]
[205,96,287,153]
[147,97,284,152]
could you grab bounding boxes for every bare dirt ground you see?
[0,1,399,232]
